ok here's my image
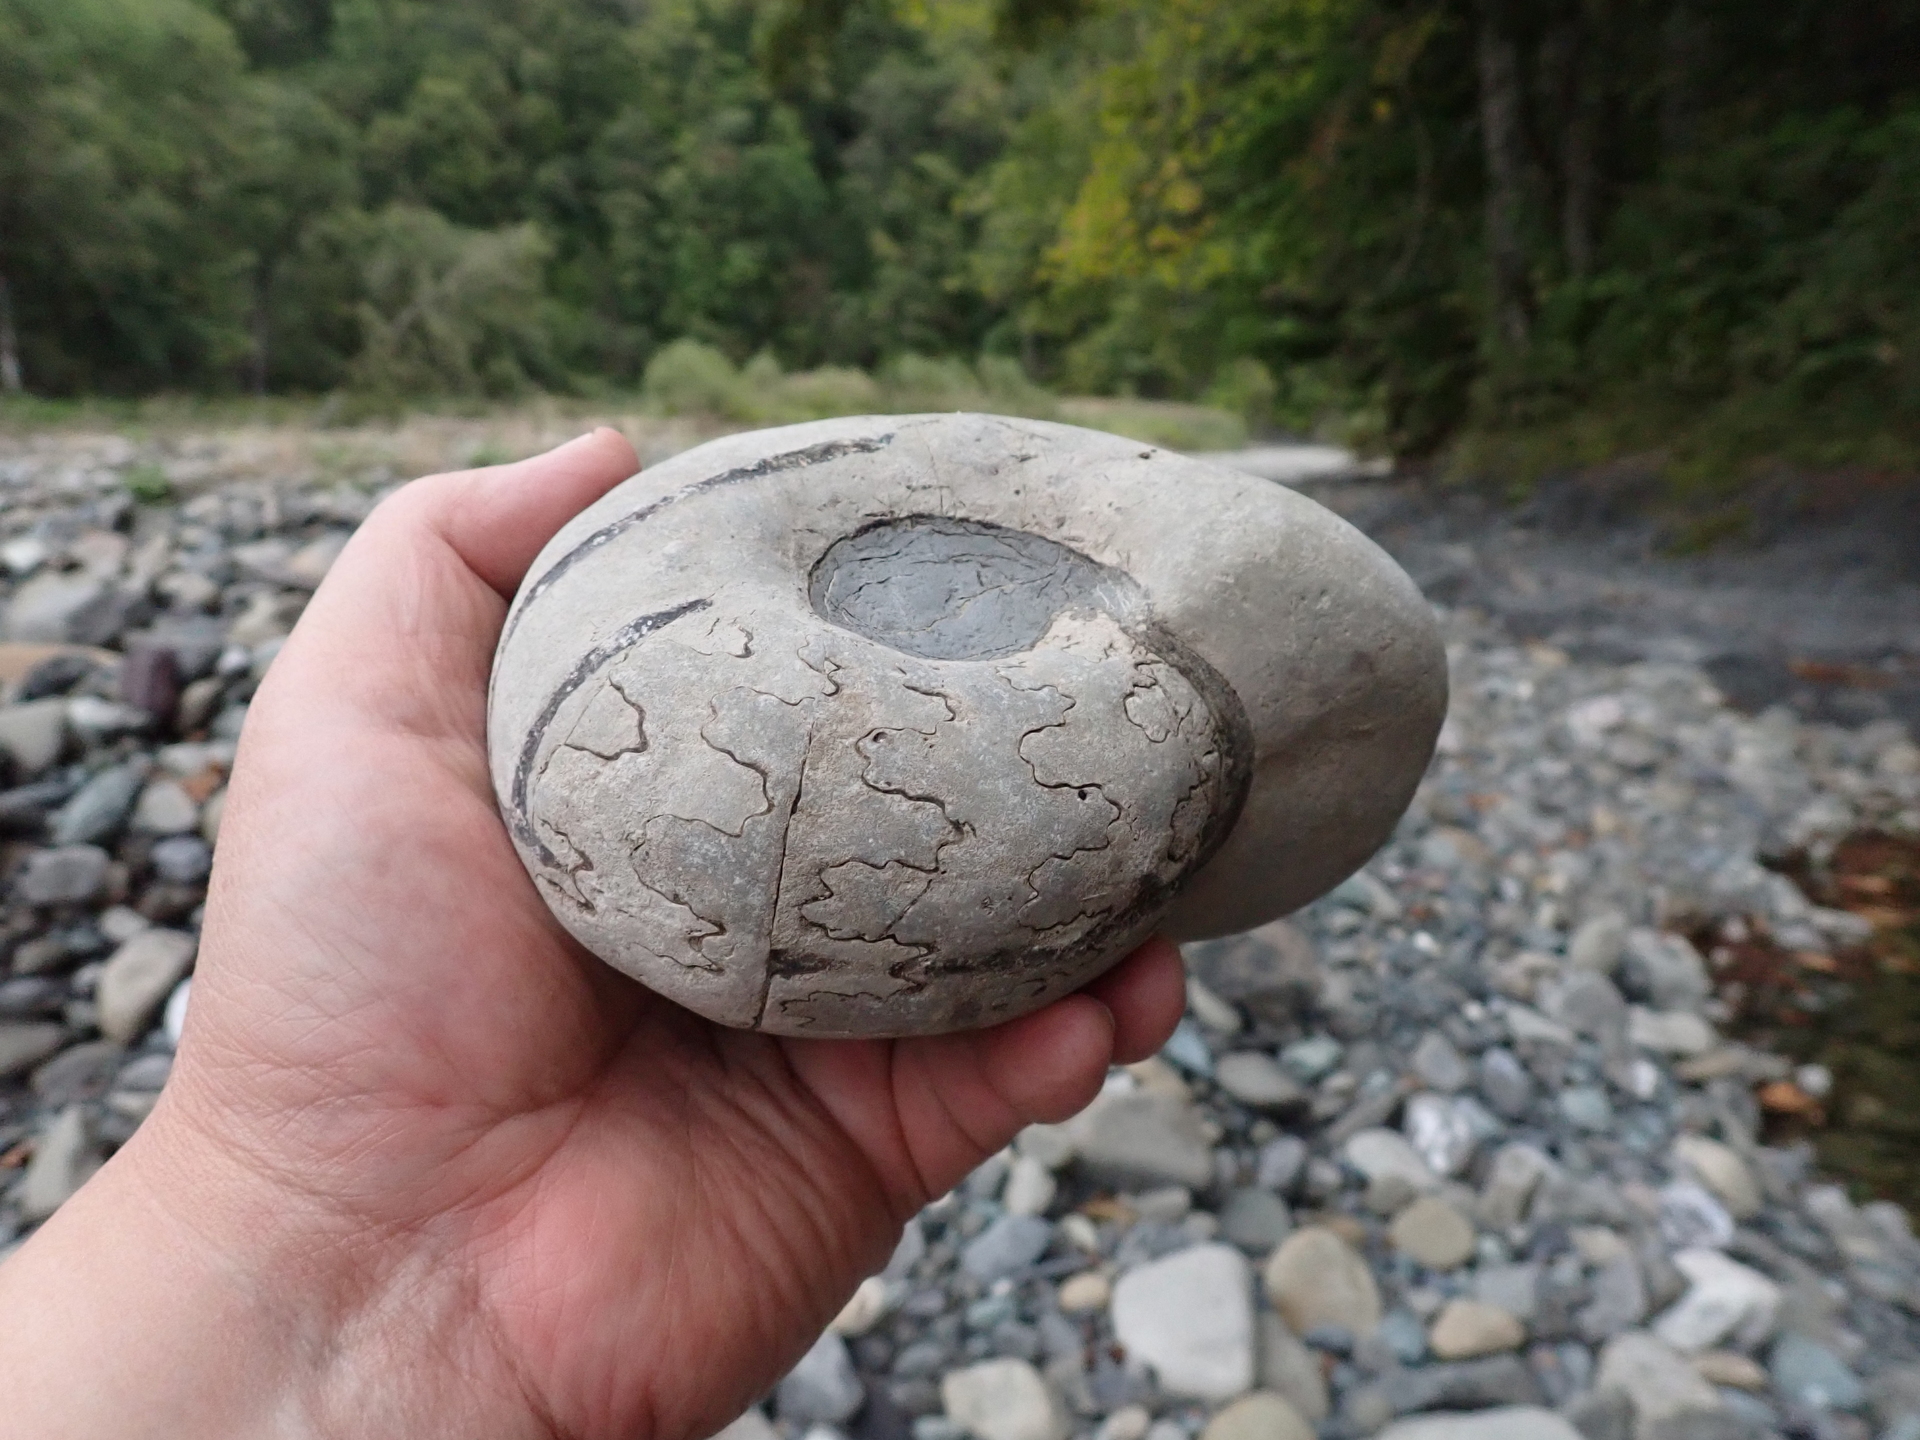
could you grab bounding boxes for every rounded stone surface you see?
[489,414,1445,1036]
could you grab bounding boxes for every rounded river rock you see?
[488,413,1445,1037]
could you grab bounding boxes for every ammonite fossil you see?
[488,414,1446,1037]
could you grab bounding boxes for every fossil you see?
[488,413,1446,1036]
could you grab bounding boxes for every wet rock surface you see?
[2,435,1919,1440]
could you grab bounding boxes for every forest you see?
[2,0,1917,475]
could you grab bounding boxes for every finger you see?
[257,429,638,744]
[403,427,640,597]
[1082,935,1187,1064]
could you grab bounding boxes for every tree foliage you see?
[1,0,1915,473]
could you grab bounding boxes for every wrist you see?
[0,1099,543,1440]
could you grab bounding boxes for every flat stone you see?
[1220,1187,1293,1254]
[1669,1136,1761,1221]
[0,1022,69,1079]
[1478,1047,1535,1119]
[1657,1183,1734,1251]
[1278,1035,1343,1083]
[1069,1091,1214,1190]
[151,834,212,883]
[1474,1264,1541,1324]
[97,928,197,1043]
[488,416,1445,1036]
[32,1039,122,1104]
[1002,1156,1057,1217]
[708,1409,781,1440]
[1057,1272,1110,1314]
[1569,912,1630,975]
[1110,1243,1254,1401]
[1187,922,1324,1030]
[962,1215,1052,1282]
[777,1332,865,1425]
[1594,1333,1720,1440]
[1411,1032,1470,1092]
[1540,971,1628,1040]
[1559,1086,1615,1132]
[1404,1093,1489,1177]
[1504,1005,1574,1047]
[829,1276,893,1337]
[50,762,146,845]
[1692,1353,1767,1390]
[12,844,109,906]
[1255,1136,1308,1194]
[1215,1052,1308,1111]
[0,698,67,774]
[942,1358,1067,1440]
[1200,1392,1313,1440]
[1620,931,1711,1013]
[17,1104,98,1221]
[1768,1334,1864,1412]
[1630,1009,1715,1057]
[1651,1249,1779,1354]
[1264,1227,1381,1338]
[1343,1128,1438,1193]
[132,779,201,835]
[4,572,107,643]
[1255,1311,1328,1422]
[1579,1254,1649,1342]
[1377,1407,1582,1440]
[1390,1196,1476,1270]
[1428,1299,1525,1360]
[1479,1144,1553,1229]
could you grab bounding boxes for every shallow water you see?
[1718,833,1920,1207]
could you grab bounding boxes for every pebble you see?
[0,698,67,773]
[1768,1334,1864,1412]
[1427,1299,1525,1360]
[17,1104,98,1221]
[1558,1085,1615,1132]
[1254,1312,1328,1421]
[1218,1188,1292,1254]
[961,1215,1052,1282]
[1057,1272,1111,1314]
[777,1332,865,1425]
[96,928,197,1044]
[1403,1093,1489,1177]
[830,1277,894,1338]
[131,779,200,835]
[710,1408,780,1440]
[1254,1136,1307,1194]
[1657,1183,1735,1251]
[1110,1244,1254,1402]
[0,1022,69,1079]
[1410,1032,1470,1092]
[1198,1392,1313,1440]
[1651,1249,1779,1354]
[50,762,146,845]
[1629,1008,1715,1057]
[1344,1129,1439,1194]
[1264,1227,1381,1338]
[1278,1035,1342,1084]
[1002,1156,1056,1218]
[1691,1352,1767,1390]
[11,844,110,906]
[941,1358,1066,1440]
[1067,1091,1214,1189]
[1390,1196,1476,1270]
[1669,1136,1761,1221]
[1375,1407,1584,1440]
[1214,1052,1307,1111]
[1569,913,1630,975]
[1594,1333,1721,1439]
[1478,1048,1535,1119]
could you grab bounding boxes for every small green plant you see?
[122,462,173,503]
[466,442,514,468]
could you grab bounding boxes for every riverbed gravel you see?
[2,430,1919,1440]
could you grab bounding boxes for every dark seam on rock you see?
[499,433,895,652]
[509,597,711,861]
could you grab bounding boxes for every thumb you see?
[257,429,640,747]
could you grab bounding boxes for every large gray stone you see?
[1264,1226,1381,1338]
[11,844,109,906]
[942,1358,1067,1440]
[1594,1333,1720,1440]
[776,1331,865,1424]
[1067,1091,1215,1190]
[97,928,197,1043]
[487,414,1446,1036]
[1110,1243,1255,1401]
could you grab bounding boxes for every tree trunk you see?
[1660,3,1706,164]
[249,266,271,399]
[1558,11,1600,277]
[1477,5,1532,349]
[0,272,21,394]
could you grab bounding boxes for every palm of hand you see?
[143,433,1183,1440]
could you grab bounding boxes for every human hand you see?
[0,430,1187,1439]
